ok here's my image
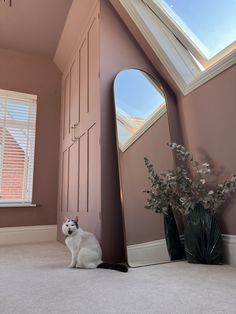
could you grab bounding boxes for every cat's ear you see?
[73,216,79,229]
[64,216,70,222]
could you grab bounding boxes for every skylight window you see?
[113,0,236,94]
[161,0,236,60]
[145,0,236,67]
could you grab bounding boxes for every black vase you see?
[184,203,224,264]
[164,206,183,260]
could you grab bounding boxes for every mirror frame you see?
[113,68,172,266]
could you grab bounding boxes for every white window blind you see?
[0,89,37,205]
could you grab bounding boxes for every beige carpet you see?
[0,242,236,314]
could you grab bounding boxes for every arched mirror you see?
[114,69,175,267]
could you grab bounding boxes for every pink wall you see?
[100,0,181,257]
[0,48,61,227]
[177,64,236,235]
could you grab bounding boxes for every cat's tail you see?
[97,262,128,272]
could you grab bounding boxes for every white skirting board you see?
[0,227,235,266]
[127,234,236,267]
[222,234,236,267]
[127,239,171,267]
[0,225,57,245]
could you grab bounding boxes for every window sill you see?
[0,204,38,208]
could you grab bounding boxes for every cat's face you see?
[62,217,79,236]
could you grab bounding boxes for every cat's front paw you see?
[68,263,76,268]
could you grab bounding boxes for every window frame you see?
[0,89,37,207]
[144,0,236,68]
[111,0,236,95]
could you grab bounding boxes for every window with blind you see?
[0,89,37,206]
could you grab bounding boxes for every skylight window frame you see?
[144,0,236,69]
[111,0,236,95]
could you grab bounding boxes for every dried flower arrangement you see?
[144,143,236,215]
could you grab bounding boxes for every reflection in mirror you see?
[114,69,175,267]
[115,69,167,152]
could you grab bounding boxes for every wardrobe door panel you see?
[80,39,88,123]
[68,141,79,213]
[70,58,79,129]
[88,18,99,117]
[79,132,88,213]
[63,74,70,140]
[61,149,69,212]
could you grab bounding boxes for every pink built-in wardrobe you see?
[57,4,101,242]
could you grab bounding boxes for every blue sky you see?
[114,69,165,119]
[164,0,236,58]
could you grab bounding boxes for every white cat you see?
[62,217,128,272]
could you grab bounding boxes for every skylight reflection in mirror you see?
[114,69,166,148]
[159,0,236,60]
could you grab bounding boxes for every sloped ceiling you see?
[0,0,73,57]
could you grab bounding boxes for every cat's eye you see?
[66,224,68,227]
